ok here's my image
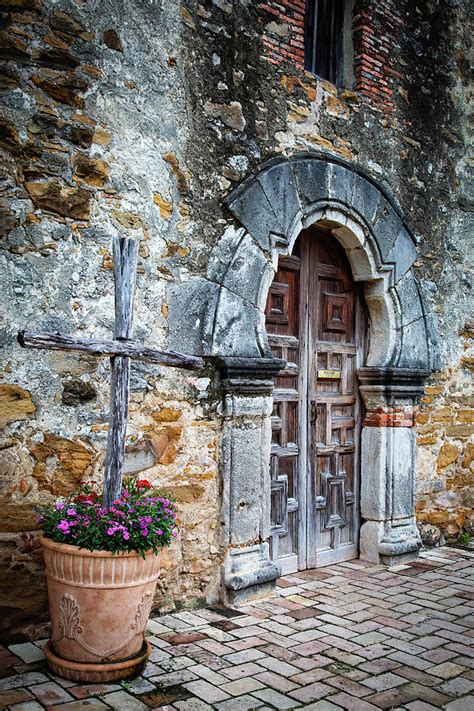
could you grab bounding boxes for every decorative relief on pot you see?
[53,591,152,661]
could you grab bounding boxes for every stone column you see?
[358,368,431,566]
[217,356,285,604]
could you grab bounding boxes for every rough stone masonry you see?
[0,0,472,641]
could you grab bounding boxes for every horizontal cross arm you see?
[18,331,206,371]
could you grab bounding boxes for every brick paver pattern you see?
[1,547,473,710]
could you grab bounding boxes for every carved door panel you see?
[266,227,364,571]
[265,253,301,574]
[304,228,363,567]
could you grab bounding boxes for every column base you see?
[222,543,281,605]
[360,520,421,566]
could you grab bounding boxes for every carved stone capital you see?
[358,367,431,415]
[217,356,285,395]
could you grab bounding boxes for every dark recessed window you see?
[304,0,347,86]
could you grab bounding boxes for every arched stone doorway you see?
[265,225,367,574]
[168,153,437,603]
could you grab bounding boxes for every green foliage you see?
[38,478,177,556]
[458,531,471,546]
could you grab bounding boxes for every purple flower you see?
[123,530,130,541]
[67,508,77,516]
[57,520,71,534]
[56,502,65,510]
[107,527,116,536]
[141,529,149,537]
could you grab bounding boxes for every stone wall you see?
[416,324,474,545]
[0,0,472,640]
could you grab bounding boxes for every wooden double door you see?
[265,227,366,572]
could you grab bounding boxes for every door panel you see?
[265,254,301,574]
[265,227,364,571]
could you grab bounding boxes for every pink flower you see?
[67,508,77,516]
[56,502,65,510]
[57,520,71,534]
[123,530,130,541]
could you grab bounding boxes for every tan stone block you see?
[164,484,206,504]
[25,180,91,219]
[29,432,93,495]
[427,510,450,524]
[437,443,459,471]
[326,94,350,119]
[0,384,36,427]
[417,434,439,445]
[92,127,111,145]
[456,409,473,423]
[446,424,474,438]
[425,385,443,395]
[416,413,430,425]
[73,153,109,186]
[110,209,142,229]
[152,407,182,422]
[461,442,474,469]
[153,193,173,219]
[431,408,453,423]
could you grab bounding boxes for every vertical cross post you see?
[103,237,138,507]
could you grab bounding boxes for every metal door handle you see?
[310,400,317,422]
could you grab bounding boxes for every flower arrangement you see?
[38,478,177,557]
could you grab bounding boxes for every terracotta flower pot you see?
[41,536,161,682]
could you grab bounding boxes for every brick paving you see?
[1,547,473,710]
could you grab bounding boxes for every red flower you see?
[137,480,151,489]
[75,492,99,503]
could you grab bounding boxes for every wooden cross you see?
[18,236,205,507]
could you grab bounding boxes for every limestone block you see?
[225,179,283,251]
[394,271,424,327]
[123,438,156,475]
[350,175,382,224]
[167,278,220,355]
[360,427,387,521]
[211,288,261,357]
[398,319,429,369]
[391,428,416,521]
[257,160,301,235]
[219,232,268,306]
[291,156,328,206]
[207,226,246,283]
[385,227,418,284]
[228,424,266,544]
[327,161,356,206]
[359,520,384,563]
[371,197,404,261]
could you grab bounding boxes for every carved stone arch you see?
[212,153,437,371]
[167,153,437,604]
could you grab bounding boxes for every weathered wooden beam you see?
[103,355,130,507]
[113,236,137,340]
[17,331,205,371]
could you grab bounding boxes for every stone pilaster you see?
[217,357,285,604]
[358,367,431,566]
